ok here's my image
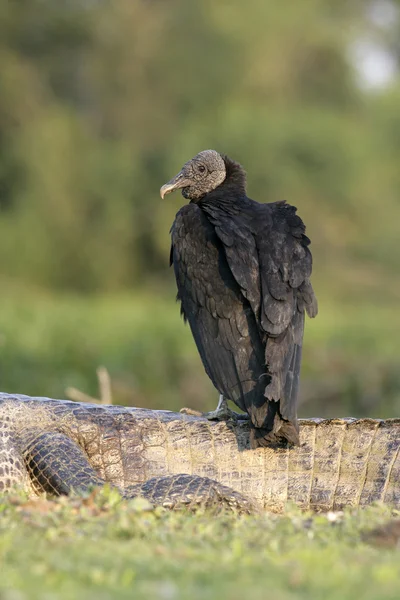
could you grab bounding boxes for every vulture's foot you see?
[180,396,249,423]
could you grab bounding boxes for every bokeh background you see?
[1,0,399,418]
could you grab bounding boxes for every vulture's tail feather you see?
[247,309,304,449]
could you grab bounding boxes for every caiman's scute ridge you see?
[0,393,399,512]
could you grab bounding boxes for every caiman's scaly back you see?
[0,393,399,512]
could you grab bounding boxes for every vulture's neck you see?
[198,155,247,212]
[221,155,247,196]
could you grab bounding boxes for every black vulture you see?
[160,150,317,448]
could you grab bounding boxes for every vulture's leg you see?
[203,395,238,420]
[180,395,249,422]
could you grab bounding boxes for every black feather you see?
[169,154,317,448]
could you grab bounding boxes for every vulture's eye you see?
[197,165,206,173]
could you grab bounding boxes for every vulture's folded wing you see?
[204,200,317,429]
[170,203,265,409]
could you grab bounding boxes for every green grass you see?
[0,287,399,417]
[1,491,400,600]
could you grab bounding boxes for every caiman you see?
[0,392,399,513]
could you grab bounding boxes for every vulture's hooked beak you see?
[160,171,191,199]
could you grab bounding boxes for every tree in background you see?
[0,0,399,299]
[0,0,399,414]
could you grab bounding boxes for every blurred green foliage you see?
[0,290,399,416]
[0,0,399,414]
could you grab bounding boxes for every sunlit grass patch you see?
[1,490,400,600]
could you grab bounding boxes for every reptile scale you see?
[1,393,399,512]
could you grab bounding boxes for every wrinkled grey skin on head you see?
[160,150,227,201]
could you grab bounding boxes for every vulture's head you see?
[160,149,245,201]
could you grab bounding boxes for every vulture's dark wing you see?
[202,200,317,436]
[170,203,266,411]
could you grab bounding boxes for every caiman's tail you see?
[247,309,305,449]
